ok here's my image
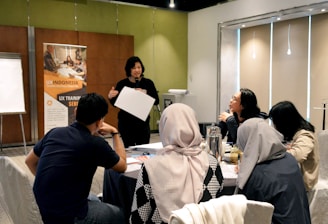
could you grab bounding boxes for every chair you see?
[0,156,43,224]
[309,130,328,224]
[169,194,274,224]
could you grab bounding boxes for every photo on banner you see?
[43,43,87,134]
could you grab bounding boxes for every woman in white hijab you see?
[236,118,310,224]
[130,103,223,224]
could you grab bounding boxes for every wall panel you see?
[311,13,328,130]
[78,31,134,128]
[35,28,133,138]
[240,24,271,112]
[271,17,309,119]
[0,25,31,145]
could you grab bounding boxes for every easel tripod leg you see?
[0,115,2,152]
[19,114,27,155]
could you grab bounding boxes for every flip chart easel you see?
[0,52,27,154]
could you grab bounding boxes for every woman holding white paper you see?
[108,56,159,148]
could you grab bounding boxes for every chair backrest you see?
[243,199,274,224]
[318,130,328,180]
[169,194,274,224]
[309,130,328,223]
[0,156,43,224]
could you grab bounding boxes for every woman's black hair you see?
[269,101,315,141]
[239,88,262,120]
[124,56,145,77]
[76,93,108,125]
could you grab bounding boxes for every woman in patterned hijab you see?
[130,103,223,224]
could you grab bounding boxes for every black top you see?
[217,111,238,144]
[110,77,159,122]
[241,153,311,224]
[33,122,120,223]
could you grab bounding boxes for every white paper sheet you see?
[220,163,238,179]
[125,164,142,178]
[127,157,143,165]
[128,142,163,150]
[114,86,155,121]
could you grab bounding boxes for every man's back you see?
[33,122,119,222]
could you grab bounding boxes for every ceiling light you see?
[252,31,256,59]
[169,0,175,8]
[287,24,292,55]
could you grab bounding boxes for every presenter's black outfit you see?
[110,77,159,148]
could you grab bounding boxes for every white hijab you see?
[144,103,209,222]
[236,118,286,190]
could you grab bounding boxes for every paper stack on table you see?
[220,162,238,179]
[125,155,153,178]
[128,142,163,154]
[127,157,143,165]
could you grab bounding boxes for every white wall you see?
[188,0,324,122]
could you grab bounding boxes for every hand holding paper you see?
[114,86,155,121]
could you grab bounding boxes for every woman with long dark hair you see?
[218,88,267,144]
[269,101,319,191]
[237,118,311,224]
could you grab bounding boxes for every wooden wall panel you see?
[0,26,133,143]
[0,25,31,145]
[78,31,134,127]
[35,28,133,137]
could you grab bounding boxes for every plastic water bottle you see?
[207,123,222,160]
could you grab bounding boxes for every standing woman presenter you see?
[108,56,159,148]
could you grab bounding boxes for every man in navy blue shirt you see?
[26,93,127,224]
